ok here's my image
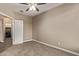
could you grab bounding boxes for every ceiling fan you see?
[20,3,46,12]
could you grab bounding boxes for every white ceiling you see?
[0,3,63,16]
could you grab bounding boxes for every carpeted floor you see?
[0,41,75,56]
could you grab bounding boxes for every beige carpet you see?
[0,41,75,56]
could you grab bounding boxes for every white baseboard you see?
[13,39,33,45]
[23,39,33,43]
[33,39,79,56]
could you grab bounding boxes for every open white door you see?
[12,20,23,45]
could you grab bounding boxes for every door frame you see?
[0,12,24,45]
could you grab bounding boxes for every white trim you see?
[13,41,23,45]
[13,39,33,45]
[23,39,33,43]
[33,39,79,56]
[0,12,15,20]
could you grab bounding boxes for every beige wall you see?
[23,15,32,41]
[33,4,79,53]
[0,19,3,42]
[0,6,32,42]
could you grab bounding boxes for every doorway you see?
[0,13,24,45]
[3,17,12,46]
[0,15,12,52]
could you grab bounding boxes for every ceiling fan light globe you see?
[29,7,33,11]
[30,5,36,11]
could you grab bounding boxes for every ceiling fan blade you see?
[26,8,29,11]
[36,7,39,11]
[20,3,29,5]
[37,3,46,5]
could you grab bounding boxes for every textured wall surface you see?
[33,4,79,53]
